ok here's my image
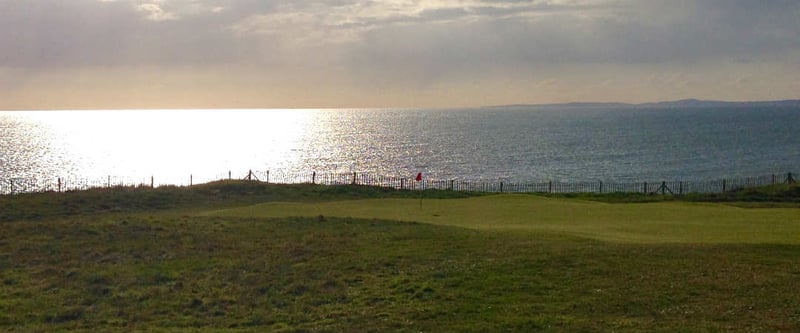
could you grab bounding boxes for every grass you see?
[0,181,479,222]
[1,181,799,332]
[209,195,800,244]
[543,182,800,207]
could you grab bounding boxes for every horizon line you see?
[3,97,800,112]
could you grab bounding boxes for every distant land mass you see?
[492,99,800,109]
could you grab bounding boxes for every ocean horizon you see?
[2,105,799,188]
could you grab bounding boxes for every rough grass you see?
[2,216,799,332]
[2,181,800,332]
[545,183,800,207]
[0,181,479,222]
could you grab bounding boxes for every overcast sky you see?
[1,0,799,109]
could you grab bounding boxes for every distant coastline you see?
[491,99,800,109]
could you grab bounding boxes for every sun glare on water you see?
[9,109,321,185]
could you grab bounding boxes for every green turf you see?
[2,182,800,332]
[207,194,800,244]
[2,215,799,332]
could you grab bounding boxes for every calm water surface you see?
[1,107,798,186]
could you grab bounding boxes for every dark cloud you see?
[1,0,798,107]
[350,0,800,67]
[0,0,257,68]
[4,0,797,69]
[0,1,131,67]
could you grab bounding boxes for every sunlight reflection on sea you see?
[1,107,799,186]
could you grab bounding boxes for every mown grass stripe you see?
[208,195,800,244]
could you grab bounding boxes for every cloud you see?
[1,0,799,108]
[227,0,624,48]
[4,0,797,69]
[137,3,177,21]
[0,0,244,69]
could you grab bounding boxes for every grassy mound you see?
[0,181,479,222]
[545,183,800,206]
[684,182,800,206]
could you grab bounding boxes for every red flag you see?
[415,173,422,181]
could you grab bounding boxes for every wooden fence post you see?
[58,177,62,192]
[10,179,14,195]
[266,170,269,184]
[312,172,316,184]
[151,176,154,188]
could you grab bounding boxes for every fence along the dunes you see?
[0,171,795,195]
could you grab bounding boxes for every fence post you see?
[679,181,683,195]
[548,181,552,193]
[151,176,154,188]
[266,170,269,184]
[500,182,504,193]
[58,177,62,192]
[312,172,316,184]
[450,180,454,191]
[190,174,193,187]
[643,182,647,194]
[400,178,405,190]
[599,181,603,193]
[10,179,14,195]
[228,171,231,180]
[722,179,726,192]
[661,181,666,195]
[352,172,357,185]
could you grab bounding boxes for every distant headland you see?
[491,99,800,109]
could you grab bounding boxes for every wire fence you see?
[0,170,796,196]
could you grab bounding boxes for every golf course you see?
[208,195,800,244]
[1,181,799,332]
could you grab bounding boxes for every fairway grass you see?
[208,195,800,244]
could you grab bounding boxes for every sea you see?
[1,106,799,188]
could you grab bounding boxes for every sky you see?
[1,0,799,109]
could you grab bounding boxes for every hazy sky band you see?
[2,0,799,109]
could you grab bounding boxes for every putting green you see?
[206,195,800,244]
